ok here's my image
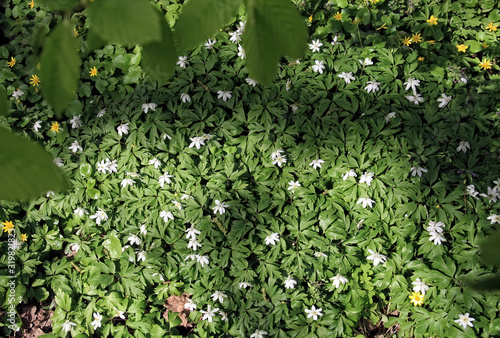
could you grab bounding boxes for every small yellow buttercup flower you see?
[482,42,489,49]
[90,67,98,77]
[479,59,492,70]
[7,57,16,68]
[411,33,422,43]
[402,36,412,46]
[352,19,362,24]
[30,74,40,87]
[28,0,34,9]
[334,11,342,21]
[427,40,436,45]
[21,234,27,241]
[50,122,60,133]
[456,44,468,53]
[409,292,424,306]
[486,22,497,32]
[427,15,438,25]
[418,56,425,61]
[308,15,312,22]
[2,221,14,234]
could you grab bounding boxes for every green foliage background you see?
[1,0,500,337]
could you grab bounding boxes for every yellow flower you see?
[418,56,425,61]
[50,122,60,133]
[30,74,40,87]
[482,42,489,48]
[7,57,16,68]
[28,0,34,9]
[334,11,343,21]
[21,234,27,241]
[352,19,362,25]
[376,23,388,30]
[402,36,413,46]
[369,0,380,3]
[74,28,78,37]
[456,44,468,53]
[308,15,312,22]
[486,22,497,32]
[427,40,436,45]
[90,67,98,77]
[411,33,422,43]
[427,15,438,25]
[37,63,40,69]
[409,292,424,306]
[2,221,14,234]
[479,59,492,70]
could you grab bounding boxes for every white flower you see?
[97,109,106,117]
[159,172,174,187]
[142,103,157,113]
[286,79,292,91]
[185,225,200,240]
[61,320,76,333]
[180,92,191,103]
[284,276,297,289]
[359,172,374,186]
[189,136,205,149]
[107,159,118,173]
[185,254,196,261]
[305,305,323,321]
[181,194,192,200]
[229,31,242,43]
[170,200,181,211]
[359,58,373,66]
[237,45,245,59]
[309,159,325,169]
[137,251,146,262]
[205,38,217,50]
[314,252,328,258]
[200,305,218,322]
[188,238,202,251]
[33,120,42,132]
[113,307,126,319]
[120,178,135,188]
[487,214,500,224]
[140,224,147,235]
[429,231,446,245]
[246,78,258,87]
[162,133,172,140]
[272,155,287,167]
[466,184,479,198]
[12,89,24,99]
[426,220,445,233]
[404,78,420,94]
[70,243,80,253]
[309,39,323,52]
[128,234,141,246]
[338,72,355,84]
[330,274,348,289]
[211,291,228,303]
[184,299,197,311]
[385,112,396,122]
[406,93,425,105]
[176,56,189,68]
[46,191,55,197]
[117,123,129,137]
[367,249,387,266]
[456,141,470,153]
[220,311,228,321]
[69,141,83,153]
[479,186,500,203]
[312,60,325,74]
[455,313,475,329]
[412,278,429,295]
[91,312,102,330]
[357,197,375,208]
[250,330,268,338]
[331,35,341,45]
[201,133,213,141]
[239,282,252,289]
[411,166,428,177]
[290,103,298,112]
[265,233,280,245]
[342,169,357,180]
[73,207,87,217]
[288,180,301,193]
[160,211,174,222]
[196,254,209,267]
[271,149,285,159]
[148,157,161,169]
[364,81,380,93]
[217,90,232,102]
[69,115,82,129]
[213,200,229,215]
[54,158,64,167]
[437,93,452,108]
[90,208,108,225]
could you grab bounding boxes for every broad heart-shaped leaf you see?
[40,20,81,115]
[142,8,177,85]
[480,230,500,266]
[0,128,70,201]
[37,0,79,11]
[103,233,122,259]
[87,0,160,45]
[242,0,307,86]
[174,0,243,53]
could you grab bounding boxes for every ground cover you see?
[1,0,500,337]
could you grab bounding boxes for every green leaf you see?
[87,0,160,45]
[79,164,92,177]
[103,233,122,259]
[468,275,500,291]
[40,20,81,115]
[0,87,8,116]
[54,289,72,311]
[174,0,243,53]
[243,0,307,85]
[480,230,500,266]
[37,0,78,10]
[142,8,177,85]
[87,188,101,200]
[0,128,70,201]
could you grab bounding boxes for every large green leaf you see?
[87,0,160,45]
[468,275,500,291]
[37,0,79,11]
[103,233,122,259]
[142,8,177,85]
[0,87,7,116]
[242,0,307,85]
[174,0,243,53]
[480,230,500,266]
[40,20,81,115]
[0,128,70,201]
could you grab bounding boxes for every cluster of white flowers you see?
[185,224,202,251]
[229,21,246,43]
[142,102,157,113]
[189,133,213,150]
[427,220,446,245]
[271,149,287,167]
